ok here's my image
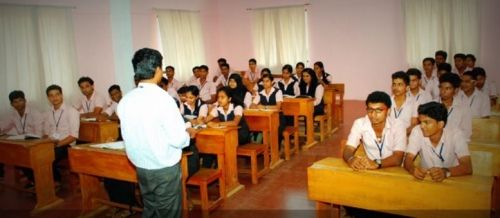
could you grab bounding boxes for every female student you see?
[295,62,305,81]
[299,68,325,116]
[227,74,253,109]
[203,87,251,167]
[313,61,333,85]
[277,64,300,97]
[255,68,274,92]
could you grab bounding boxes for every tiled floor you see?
[0,100,366,218]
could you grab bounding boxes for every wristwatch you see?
[375,159,382,169]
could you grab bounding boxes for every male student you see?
[437,62,452,78]
[102,85,122,121]
[74,76,107,118]
[453,53,472,77]
[118,48,196,218]
[421,57,440,100]
[390,71,418,133]
[210,57,227,83]
[437,73,472,141]
[164,66,182,91]
[475,67,498,106]
[243,58,260,89]
[406,68,433,106]
[0,91,43,180]
[343,91,406,170]
[159,77,180,100]
[435,50,448,66]
[458,71,491,118]
[23,85,79,189]
[465,54,476,69]
[404,102,472,182]
[186,66,200,86]
[195,65,217,104]
[214,63,233,89]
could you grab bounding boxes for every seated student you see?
[242,58,260,89]
[299,68,325,116]
[453,53,472,77]
[215,63,233,89]
[203,87,251,167]
[313,61,332,85]
[465,54,476,69]
[404,102,472,182]
[210,57,227,83]
[277,64,300,97]
[458,71,491,118]
[159,77,180,101]
[422,57,440,100]
[437,73,472,141]
[435,50,448,66]
[475,67,498,106]
[294,62,305,81]
[185,66,200,86]
[164,66,182,91]
[0,91,43,180]
[227,74,254,109]
[250,73,286,145]
[23,85,80,189]
[406,68,433,106]
[176,86,189,109]
[101,85,122,121]
[343,91,406,170]
[74,77,107,118]
[180,85,209,125]
[254,68,275,92]
[195,65,217,104]
[390,71,418,134]
[437,62,452,78]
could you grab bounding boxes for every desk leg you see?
[79,174,106,213]
[304,114,317,149]
[316,201,340,218]
[224,131,244,197]
[32,161,63,212]
[270,113,283,168]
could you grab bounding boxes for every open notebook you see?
[89,141,125,150]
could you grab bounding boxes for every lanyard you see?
[18,113,27,134]
[85,100,91,113]
[431,142,445,162]
[447,107,454,117]
[393,107,404,119]
[52,110,64,131]
[469,95,475,108]
[374,134,385,159]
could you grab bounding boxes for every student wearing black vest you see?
[251,73,286,148]
[314,61,333,85]
[203,87,251,167]
[294,62,305,81]
[227,74,254,109]
[299,68,325,116]
[254,68,275,93]
[277,64,299,97]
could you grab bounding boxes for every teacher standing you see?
[118,48,196,218]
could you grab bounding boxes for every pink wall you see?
[479,0,500,100]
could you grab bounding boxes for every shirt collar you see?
[52,103,67,112]
[259,87,276,97]
[217,103,235,115]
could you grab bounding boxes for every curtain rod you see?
[0,3,76,9]
[153,8,200,13]
[246,3,310,11]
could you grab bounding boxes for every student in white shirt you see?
[437,62,452,78]
[404,102,472,182]
[277,64,300,97]
[406,68,433,106]
[458,71,491,118]
[299,68,325,116]
[194,65,217,104]
[294,62,305,81]
[209,57,226,83]
[422,57,440,100]
[343,91,406,170]
[465,54,476,69]
[164,66,182,91]
[23,85,80,188]
[102,84,122,121]
[185,66,200,87]
[314,61,333,85]
[117,48,196,218]
[390,71,418,133]
[475,67,498,106]
[437,73,472,141]
[215,63,233,89]
[453,53,472,77]
[159,77,180,101]
[0,90,43,136]
[435,50,448,66]
[75,76,107,118]
[243,58,260,89]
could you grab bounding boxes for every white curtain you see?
[0,4,78,115]
[403,0,480,68]
[155,9,205,82]
[252,6,308,72]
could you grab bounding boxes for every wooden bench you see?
[281,101,300,160]
[332,83,345,124]
[323,84,338,134]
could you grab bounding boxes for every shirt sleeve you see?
[234,105,243,116]
[276,90,283,102]
[244,92,252,109]
[253,94,261,105]
[392,121,408,152]
[294,82,300,97]
[461,107,473,142]
[209,107,218,118]
[453,130,470,158]
[314,85,324,106]
[199,104,208,118]
[346,119,363,148]
[326,74,333,83]
[0,114,14,135]
[161,95,189,149]
[68,108,80,138]
[406,127,422,155]
[95,94,107,108]
[209,82,216,95]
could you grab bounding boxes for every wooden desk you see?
[79,121,119,143]
[0,138,62,214]
[469,144,500,176]
[283,98,317,148]
[323,85,338,134]
[243,109,283,168]
[308,157,496,218]
[195,127,244,197]
[471,118,500,146]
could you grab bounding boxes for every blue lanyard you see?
[52,110,64,131]
[85,100,91,113]
[374,134,385,159]
[447,107,454,117]
[431,142,445,162]
[393,107,404,119]
[18,114,27,134]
